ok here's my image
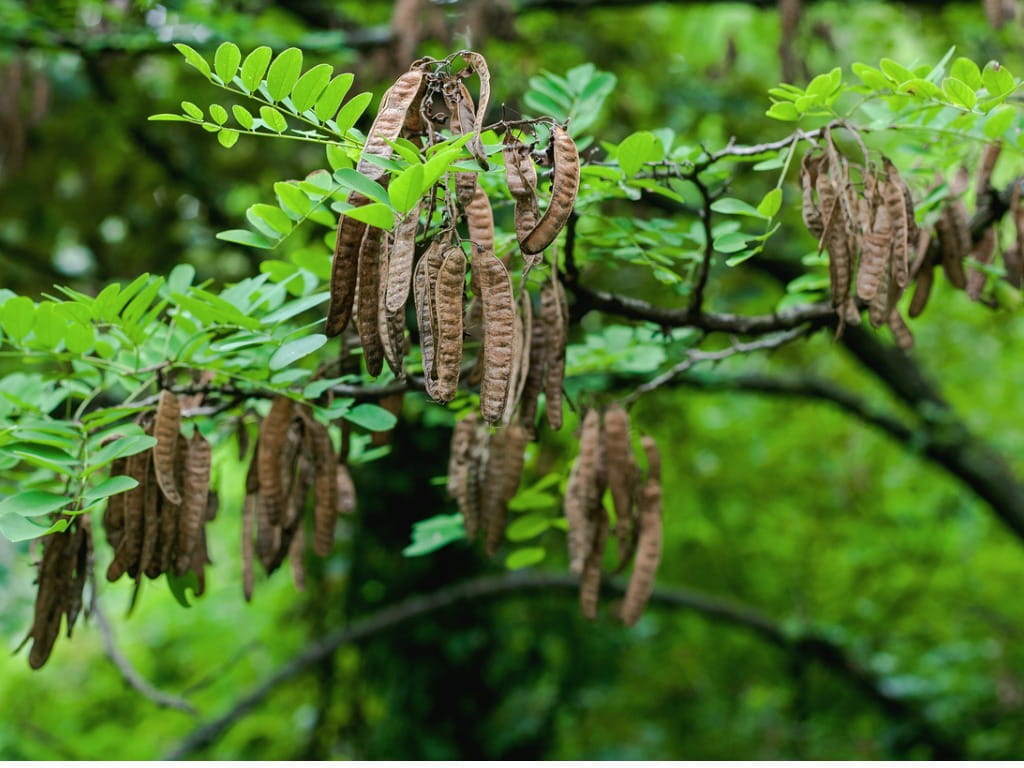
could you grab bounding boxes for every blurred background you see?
[2,0,1024,760]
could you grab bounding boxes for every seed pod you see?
[472,246,515,423]
[937,200,970,289]
[888,308,914,350]
[153,390,182,505]
[967,226,997,301]
[434,246,467,403]
[909,259,935,318]
[29,529,71,668]
[289,523,306,591]
[465,182,495,255]
[448,413,479,537]
[564,409,603,575]
[304,414,339,558]
[444,78,480,206]
[258,397,294,527]
[175,430,211,575]
[64,521,90,636]
[242,492,256,602]
[326,191,370,338]
[857,197,892,302]
[882,162,910,289]
[107,446,149,582]
[158,434,186,574]
[377,239,407,377]
[463,421,490,540]
[1006,182,1024,288]
[817,173,852,312]
[190,527,209,597]
[520,126,580,255]
[458,50,491,169]
[385,203,420,314]
[519,298,547,435]
[505,288,534,424]
[337,463,357,514]
[356,226,385,377]
[413,237,448,399]
[358,67,426,183]
[103,457,128,551]
[620,436,662,627]
[579,504,609,621]
[484,424,528,557]
[540,270,568,430]
[977,143,1002,195]
[800,150,825,239]
[603,403,639,569]
[139,452,161,579]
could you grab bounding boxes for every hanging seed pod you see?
[434,246,467,403]
[175,430,211,575]
[882,162,911,290]
[413,237,448,399]
[465,182,495,255]
[358,66,426,182]
[326,192,370,338]
[620,436,663,627]
[289,523,306,591]
[304,414,339,558]
[444,79,481,207]
[448,413,479,538]
[457,50,491,169]
[888,308,914,350]
[28,528,72,669]
[355,226,385,377]
[579,505,609,621]
[153,390,182,505]
[158,434,186,574]
[540,270,568,430]
[472,246,516,423]
[484,424,528,557]
[857,192,892,302]
[909,257,935,318]
[800,150,825,239]
[138,452,161,579]
[377,237,407,377]
[519,298,547,435]
[337,463,358,515]
[107,446,150,582]
[385,203,421,314]
[937,198,970,289]
[103,456,128,553]
[967,226,997,301]
[520,125,580,255]
[603,403,639,570]
[564,409,603,575]
[258,397,294,527]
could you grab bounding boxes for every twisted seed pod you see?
[882,165,910,290]
[472,246,515,423]
[888,308,914,350]
[448,413,479,537]
[967,225,997,301]
[385,203,420,314]
[564,409,603,575]
[153,390,182,505]
[326,191,370,337]
[937,200,970,289]
[158,434,186,574]
[817,174,852,312]
[175,430,211,574]
[909,258,935,318]
[579,505,609,621]
[458,50,491,169]
[377,238,407,377]
[484,423,528,557]
[434,246,467,403]
[358,67,426,182]
[540,270,568,430]
[620,436,662,627]
[503,136,538,199]
[258,397,294,527]
[444,79,480,207]
[356,226,385,377]
[800,150,824,239]
[413,237,448,399]
[337,463,358,514]
[604,403,639,570]
[520,126,580,255]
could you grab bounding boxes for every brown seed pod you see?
[888,308,914,350]
[909,257,935,319]
[800,150,825,239]
[579,504,609,621]
[857,195,892,302]
[242,492,256,602]
[465,182,495,256]
[413,236,448,399]
[977,142,1002,198]
[158,435,186,574]
[377,239,407,378]
[289,522,306,591]
[258,396,294,527]
[472,246,515,423]
[107,446,150,582]
[356,226,385,377]
[519,297,547,434]
[153,389,182,505]
[434,246,467,403]
[603,403,639,570]
[506,288,534,424]
[357,67,426,183]
[138,451,161,579]
[103,456,128,551]
[304,414,339,558]
[882,162,910,290]
[540,270,568,430]
[564,409,603,575]
[620,436,663,627]
[503,135,539,200]
[175,430,211,575]
[967,226,997,301]
[444,79,481,207]
[817,173,853,313]
[457,50,491,169]
[29,528,72,669]
[520,126,580,255]
[385,203,421,314]
[448,412,479,538]
[484,423,528,557]
[326,191,370,338]
[64,521,91,637]
[337,463,358,514]
[937,199,970,289]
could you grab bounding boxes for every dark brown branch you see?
[165,570,962,760]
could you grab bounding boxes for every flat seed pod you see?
[520,126,580,255]
[620,436,663,627]
[909,258,935,318]
[289,523,306,591]
[967,226,997,301]
[242,492,256,602]
[540,271,568,430]
[472,246,515,423]
[816,174,852,312]
[800,150,825,238]
[484,423,527,557]
[465,182,495,255]
[304,415,339,558]
[603,403,639,570]
[443,78,480,206]
[448,413,479,537]
[337,463,357,514]
[103,456,128,550]
[413,237,448,399]
[564,409,603,575]
[258,397,294,527]
[937,200,969,289]
[356,225,385,377]
[138,452,161,579]
[458,50,491,169]
[29,529,71,668]
[503,137,538,200]
[385,203,420,314]
[107,446,149,582]
[888,308,914,350]
[377,238,407,377]
[508,289,534,423]
[434,246,467,403]
[519,297,547,435]
[357,67,426,182]
[579,504,609,621]
[857,201,892,302]
[326,191,370,338]
[153,389,182,505]
[882,163,910,290]
[175,430,211,575]
[158,434,186,574]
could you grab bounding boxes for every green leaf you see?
[505,546,545,570]
[85,435,158,475]
[82,475,138,503]
[1,296,34,341]
[269,334,327,370]
[344,203,395,229]
[240,45,273,93]
[344,403,398,431]
[259,105,287,133]
[617,131,664,178]
[851,63,891,91]
[64,321,95,355]
[217,229,273,249]
[274,182,315,219]
[711,198,765,218]
[766,101,800,121]
[951,57,982,90]
[757,188,783,219]
[315,73,355,122]
[209,103,228,124]
[148,113,192,122]
[247,203,294,238]
[0,490,72,518]
[173,43,212,79]
[232,104,255,130]
[326,143,353,171]
[388,164,425,214]
[266,47,303,103]
[942,77,977,109]
[714,231,753,254]
[880,58,915,84]
[166,570,200,608]
[983,61,1015,98]
[506,514,552,542]
[984,105,1016,138]
[0,514,68,543]
[333,91,373,135]
[217,129,240,148]
[181,101,203,120]
[291,63,333,113]
[214,41,241,83]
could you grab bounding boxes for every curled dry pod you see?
[909,258,935,318]
[564,409,603,575]
[579,505,609,621]
[448,412,479,538]
[326,191,370,337]
[413,237,448,399]
[175,430,211,575]
[888,308,914,350]
[472,246,516,423]
[357,67,426,182]
[937,200,970,289]
[377,239,407,377]
[882,164,910,290]
[153,389,182,505]
[603,403,639,569]
[444,79,480,207]
[967,226,997,301]
[434,246,467,403]
[540,270,568,430]
[520,125,580,255]
[258,396,294,527]
[385,203,420,314]
[158,435,186,574]
[817,174,852,313]
[337,463,358,514]
[620,436,663,627]
[457,50,491,169]
[800,150,824,239]
[356,226,385,377]
[484,423,528,557]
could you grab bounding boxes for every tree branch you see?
[165,570,962,760]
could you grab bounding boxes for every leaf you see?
[388,164,425,214]
[0,490,72,518]
[506,514,552,542]
[259,105,287,133]
[617,131,664,178]
[344,403,398,431]
[951,57,982,90]
[326,143,353,171]
[217,229,273,249]
[333,91,373,135]
[218,129,240,148]
[274,182,315,219]
[984,105,1016,138]
[166,570,200,608]
[209,103,228,124]
[711,198,766,218]
[505,546,545,570]
[181,101,203,120]
[315,73,355,122]
[148,113,192,122]
[266,47,303,102]
[173,43,212,79]
[343,203,394,229]
[942,77,977,109]
[247,203,294,237]
[214,41,241,83]
[757,188,783,219]
[291,63,333,113]
[880,58,915,84]
[82,475,139,503]
[232,104,255,130]
[85,435,158,476]
[269,334,327,370]
[713,231,753,254]
[240,45,273,93]
[64,321,94,355]
[0,514,68,543]
[983,61,1015,99]
[1,296,34,341]
[766,101,800,121]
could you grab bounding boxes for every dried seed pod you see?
[857,195,892,302]
[444,79,480,206]
[484,423,528,557]
[937,200,970,289]
[520,125,580,255]
[579,505,609,621]
[472,246,515,423]
[519,298,547,434]
[242,492,256,602]
[540,270,568,430]
[465,182,495,255]
[289,523,306,591]
[29,528,72,669]
[888,308,914,350]
[620,436,662,627]
[326,191,370,337]
[505,288,534,424]
[564,409,603,575]
[977,142,1002,196]
[103,457,128,551]
[258,396,294,527]
[385,203,420,314]
[800,150,824,239]
[107,447,149,582]
[882,162,910,289]
[358,67,426,182]
[967,226,997,301]
[503,136,539,200]
[458,50,491,169]
[305,415,339,558]
[603,403,639,569]
[817,173,853,314]
[377,239,407,377]
[138,451,161,579]
[175,430,211,575]
[153,389,182,505]
[448,413,479,537]
[337,463,357,514]
[909,256,935,318]
[158,435,186,574]
[356,226,385,377]
[413,237,448,399]
[434,246,467,403]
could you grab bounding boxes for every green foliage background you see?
[1,0,1024,760]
